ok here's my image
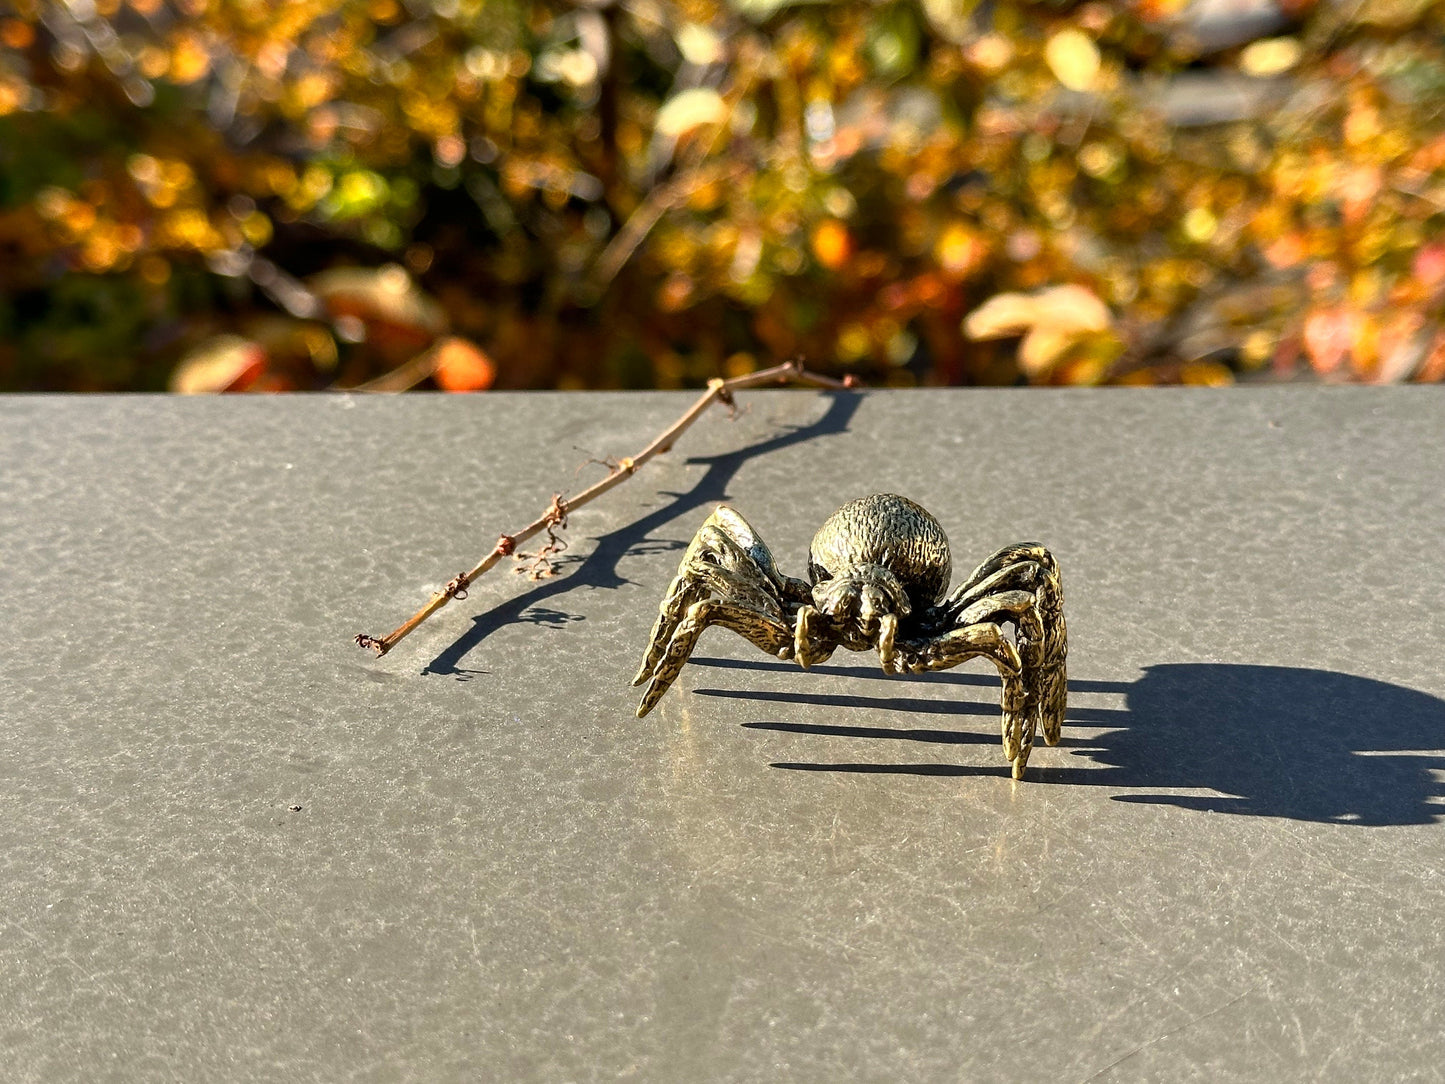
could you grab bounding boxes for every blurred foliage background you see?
[2,0,1444,392]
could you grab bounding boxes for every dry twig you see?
[513,492,570,580]
[355,360,858,657]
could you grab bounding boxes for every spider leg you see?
[636,600,793,717]
[981,549,1066,748]
[793,604,837,668]
[901,546,1063,774]
[942,543,1056,612]
[892,622,1021,674]
[877,613,900,674]
[631,568,706,687]
[893,624,1028,768]
[633,505,795,698]
[908,545,1067,779]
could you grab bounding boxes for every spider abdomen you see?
[807,494,951,609]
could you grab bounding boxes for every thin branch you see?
[355,359,858,657]
[587,160,748,295]
[351,341,444,392]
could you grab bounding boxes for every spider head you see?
[810,562,912,634]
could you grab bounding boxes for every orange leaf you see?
[1413,244,1445,293]
[432,337,496,392]
[811,220,853,272]
[1302,307,1358,375]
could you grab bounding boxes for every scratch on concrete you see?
[1082,984,1262,1082]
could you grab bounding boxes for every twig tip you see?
[355,633,389,656]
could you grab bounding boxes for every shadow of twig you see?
[424,392,860,675]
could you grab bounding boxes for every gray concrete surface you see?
[2,389,1443,1082]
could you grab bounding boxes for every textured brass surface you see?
[633,494,1068,779]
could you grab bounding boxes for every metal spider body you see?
[632,494,1067,779]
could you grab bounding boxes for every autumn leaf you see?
[432,337,497,393]
[654,88,729,138]
[810,220,853,271]
[170,336,267,394]
[965,286,1115,377]
[1302,307,1361,375]
[1045,30,1100,92]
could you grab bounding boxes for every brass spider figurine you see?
[632,494,1067,779]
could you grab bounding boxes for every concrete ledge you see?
[2,389,1443,1079]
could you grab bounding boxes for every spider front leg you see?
[635,600,794,717]
[632,505,807,716]
[891,624,1034,776]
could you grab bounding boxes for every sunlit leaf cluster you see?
[1,0,1443,389]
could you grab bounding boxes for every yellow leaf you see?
[1019,326,1074,376]
[1045,30,1100,92]
[811,219,853,271]
[433,337,497,392]
[1183,207,1217,243]
[168,31,212,84]
[655,88,729,138]
[1030,285,1112,334]
[171,336,266,394]
[310,265,447,334]
[1240,38,1302,77]
[1078,141,1122,179]
[676,23,724,66]
[935,222,987,278]
[963,292,1040,340]
[966,286,1115,378]
[1179,361,1234,386]
[965,285,1112,341]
